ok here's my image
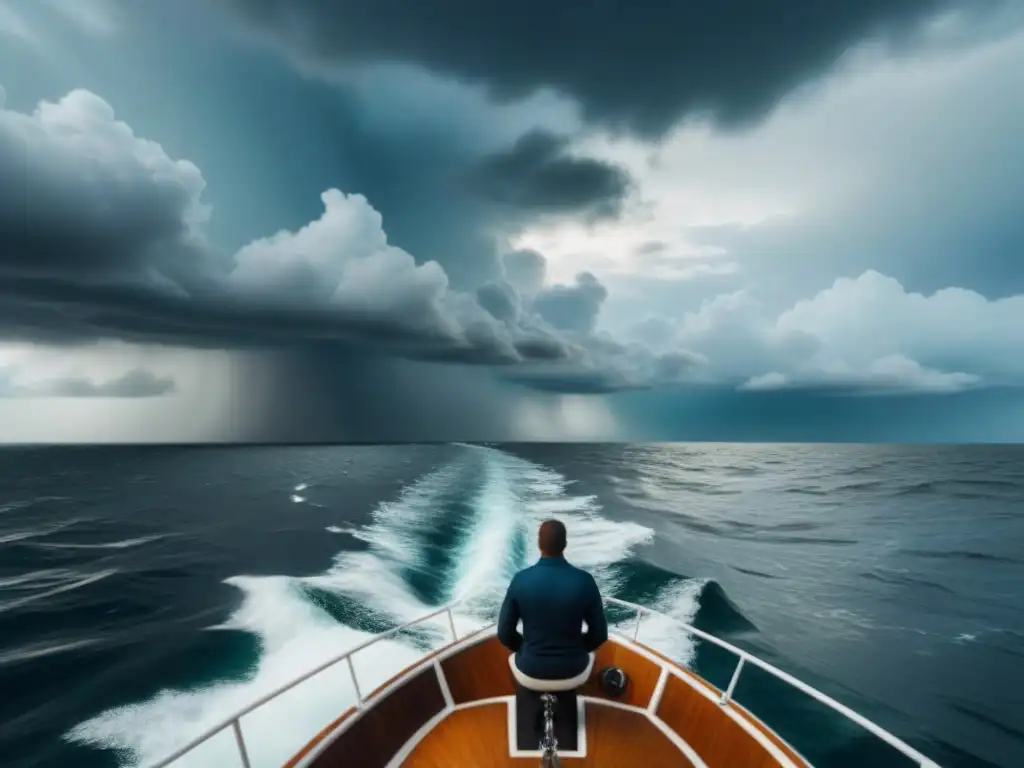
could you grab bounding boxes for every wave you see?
[859,568,957,595]
[899,548,1021,565]
[29,535,167,551]
[0,638,99,667]
[0,569,119,614]
[894,478,1022,500]
[0,519,82,545]
[0,496,73,515]
[65,445,743,767]
[730,564,783,580]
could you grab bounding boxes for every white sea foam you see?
[67,446,698,766]
[324,525,358,535]
[631,578,707,666]
[70,576,428,768]
[448,453,521,607]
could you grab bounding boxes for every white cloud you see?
[773,271,1023,375]
[229,189,461,340]
[655,270,1024,392]
[740,356,981,395]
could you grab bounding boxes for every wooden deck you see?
[404,701,693,767]
[302,631,809,768]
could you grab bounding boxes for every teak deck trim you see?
[293,626,808,768]
[148,593,944,768]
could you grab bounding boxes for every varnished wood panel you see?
[441,635,516,703]
[656,674,784,768]
[311,667,445,767]
[580,640,662,709]
[404,701,692,767]
[642,644,806,765]
[647,647,719,696]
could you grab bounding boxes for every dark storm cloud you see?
[0,90,693,397]
[476,281,520,323]
[505,346,704,394]
[215,0,976,136]
[0,273,536,365]
[465,130,631,219]
[0,120,213,292]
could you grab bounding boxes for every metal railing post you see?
[231,719,252,768]
[346,655,363,706]
[143,597,945,768]
[720,657,745,705]
[446,607,459,643]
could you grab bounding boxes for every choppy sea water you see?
[0,443,1021,768]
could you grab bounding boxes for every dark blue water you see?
[0,443,1021,768]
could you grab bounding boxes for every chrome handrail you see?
[144,594,942,768]
[603,595,942,768]
[146,602,462,768]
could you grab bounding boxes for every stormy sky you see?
[1,0,1022,442]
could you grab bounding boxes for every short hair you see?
[538,519,567,556]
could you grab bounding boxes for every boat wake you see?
[66,445,737,767]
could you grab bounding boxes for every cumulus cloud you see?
[213,0,981,137]
[646,270,1024,393]
[739,357,981,395]
[533,272,608,335]
[501,249,546,298]
[477,267,705,393]
[0,87,691,394]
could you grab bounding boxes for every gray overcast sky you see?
[1,0,1022,442]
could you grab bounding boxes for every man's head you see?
[538,519,567,557]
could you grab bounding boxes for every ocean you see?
[0,443,1021,768]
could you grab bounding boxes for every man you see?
[498,519,608,682]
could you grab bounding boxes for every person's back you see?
[498,519,608,680]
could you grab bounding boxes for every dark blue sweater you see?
[497,555,608,680]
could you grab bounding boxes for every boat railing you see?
[146,602,463,768]
[146,595,941,768]
[604,595,941,768]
